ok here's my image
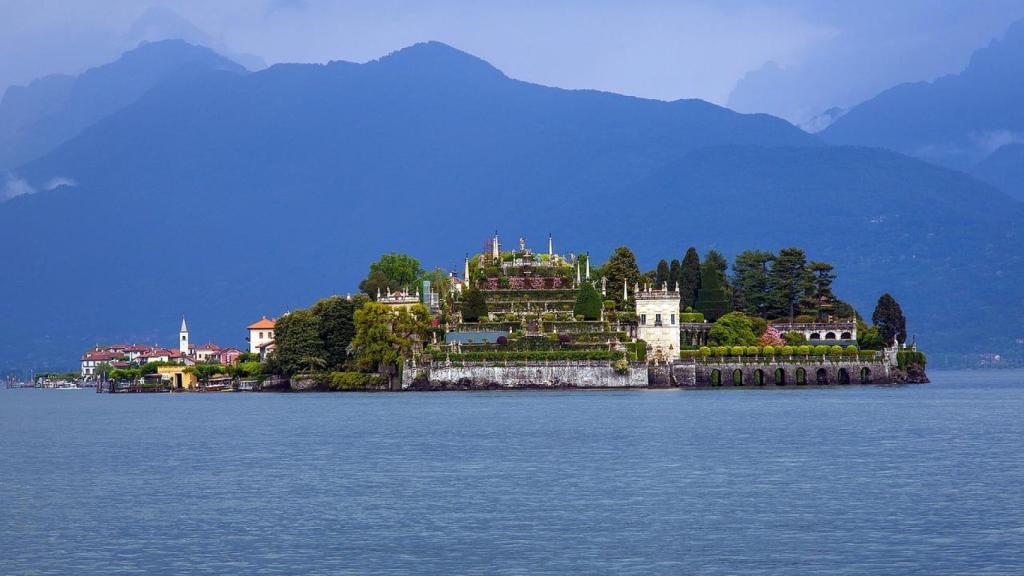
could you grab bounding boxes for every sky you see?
[2,0,1024,126]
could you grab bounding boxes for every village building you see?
[247,316,276,355]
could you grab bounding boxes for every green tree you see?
[351,302,430,383]
[767,247,813,320]
[358,253,424,298]
[655,259,670,289]
[694,258,729,321]
[731,250,774,317]
[808,261,837,320]
[668,259,681,291]
[461,287,488,322]
[272,309,323,376]
[310,295,366,370]
[708,312,759,346]
[574,280,603,320]
[679,247,702,309]
[601,246,641,304]
[872,293,907,345]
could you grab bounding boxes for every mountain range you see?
[822,19,1024,202]
[1,39,1022,371]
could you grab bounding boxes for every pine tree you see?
[679,247,702,309]
[872,293,907,345]
[695,259,729,321]
[573,281,603,320]
[668,259,681,291]
[767,247,813,321]
[601,246,641,304]
[655,259,670,289]
[808,261,837,321]
[732,250,774,317]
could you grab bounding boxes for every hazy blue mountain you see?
[0,41,1019,371]
[822,19,1024,172]
[972,143,1024,202]
[0,39,246,173]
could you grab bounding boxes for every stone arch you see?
[816,367,829,385]
[710,369,722,387]
[810,333,821,340]
[838,368,851,385]
[859,367,871,384]
[732,369,744,386]
[796,367,807,385]
[825,332,837,340]
[841,332,852,340]
[774,367,786,385]
[749,366,765,385]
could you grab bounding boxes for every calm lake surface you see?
[2,370,1023,575]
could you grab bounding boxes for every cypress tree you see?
[872,293,907,345]
[679,247,702,309]
[668,259,681,291]
[695,259,729,321]
[655,259,670,289]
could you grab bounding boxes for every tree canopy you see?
[708,312,759,346]
[872,293,907,345]
[359,253,424,298]
[271,309,323,376]
[679,247,701,309]
[766,247,813,320]
[601,246,641,304]
[461,288,487,322]
[574,280,603,320]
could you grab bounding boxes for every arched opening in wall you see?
[732,369,744,386]
[860,367,871,384]
[841,332,852,340]
[796,367,806,385]
[710,369,722,387]
[838,368,851,385]
[775,368,786,385]
[825,332,837,340]
[816,368,829,385]
[753,369,765,386]
[810,333,821,340]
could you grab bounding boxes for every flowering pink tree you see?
[759,325,785,347]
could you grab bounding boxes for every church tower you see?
[179,316,190,355]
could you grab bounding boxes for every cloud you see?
[2,175,35,200]
[2,174,77,201]
[45,176,78,190]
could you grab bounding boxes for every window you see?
[259,332,264,339]
[655,313,662,326]
[640,314,646,325]
[671,314,676,325]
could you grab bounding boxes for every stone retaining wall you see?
[677,359,894,387]
[405,362,648,390]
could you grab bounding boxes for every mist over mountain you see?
[822,19,1024,173]
[0,39,246,176]
[972,143,1024,202]
[1,40,1021,371]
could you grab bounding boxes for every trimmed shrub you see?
[780,345,794,356]
[680,350,697,359]
[830,345,844,355]
[797,345,812,356]
[763,345,776,356]
[731,346,746,356]
[716,346,729,356]
[680,312,705,323]
[699,346,711,358]
[745,346,759,356]
[814,345,830,355]
[844,345,858,356]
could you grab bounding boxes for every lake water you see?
[2,370,1023,575]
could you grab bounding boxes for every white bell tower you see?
[179,316,190,355]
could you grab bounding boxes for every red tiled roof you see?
[248,316,276,329]
[82,350,122,361]
[192,342,223,351]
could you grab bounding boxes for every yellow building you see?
[157,365,198,391]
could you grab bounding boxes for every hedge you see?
[897,350,927,368]
[329,372,386,390]
[679,312,705,323]
[448,350,622,362]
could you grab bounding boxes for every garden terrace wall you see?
[405,360,648,389]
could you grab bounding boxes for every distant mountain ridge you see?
[0,39,246,176]
[1,40,1022,371]
[822,19,1024,175]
